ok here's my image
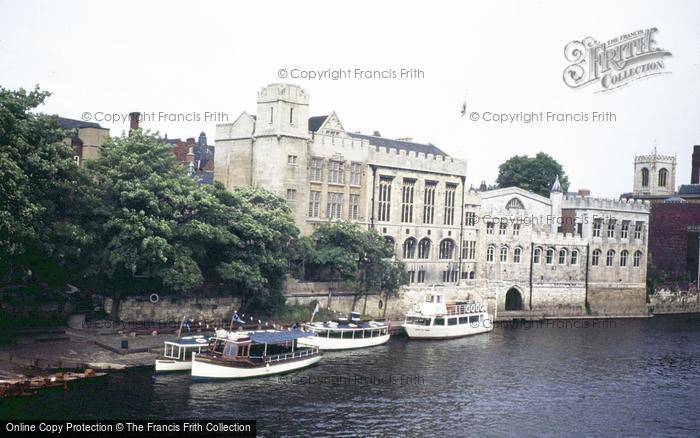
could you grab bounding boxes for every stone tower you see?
[549,175,563,233]
[633,149,676,197]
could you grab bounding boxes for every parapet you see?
[562,195,651,212]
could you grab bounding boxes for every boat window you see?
[406,317,431,326]
[223,342,237,357]
[469,315,480,324]
[213,340,225,354]
[436,295,443,303]
[447,317,458,326]
[328,330,342,338]
[434,318,445,326]
[426,295,434,303]
[459,316,469,324]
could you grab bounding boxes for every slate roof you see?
[308,115,328,132]
[58,117,104,130]
[348,132,447,157]
[678,185,700,196]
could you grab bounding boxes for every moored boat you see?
[297,312,390,350]
[155,332,221,372]
[403,289,492,339]
[191,330,321,379]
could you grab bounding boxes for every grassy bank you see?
[266,301,337,325]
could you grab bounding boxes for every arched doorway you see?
[505,288,523,311]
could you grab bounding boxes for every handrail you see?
[265,347,319,364]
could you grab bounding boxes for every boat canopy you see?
[248,330,316,344]
[165,337,210,347]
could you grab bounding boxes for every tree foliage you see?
[495,152,570,197]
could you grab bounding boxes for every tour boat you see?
[403,290,492,339]
[155,332,222,372]
[297,312,390,350]
[190,330,321,379]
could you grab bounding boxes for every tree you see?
[495,152,570,197]
[0,86,97,287]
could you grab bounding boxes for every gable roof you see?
[347,132,447,157]
[308,115,328,132]
[480,186,552,205]
[58,117,104,130]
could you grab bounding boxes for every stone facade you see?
[116,295,241,323]
[632,150,676,198]
[59,117,110,166]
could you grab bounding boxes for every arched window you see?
[545,248,554,264]
[533,247,542,264]
[606,250,615,266]
[592,249,601,266]
[500,246,508,262]
[513,247,522,263]
[402,237,417,259]
[658,168,668,187]
[633,250,642,267]
[469,271,475,279]
[620,250,629,267]
[417,238,431,259]
[571,250,578,265]
[486,245,495,262]
[439,239,455,260]
[641,167,649,187]
[506,197,525,210]
[558,249,567,265]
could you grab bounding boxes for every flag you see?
[310,303,320,322]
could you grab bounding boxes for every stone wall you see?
[587,285,648,316]
[649,288,700,314]
[116,296,241,323]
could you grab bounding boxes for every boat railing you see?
[445,303,482,316]
[264,347,320,364]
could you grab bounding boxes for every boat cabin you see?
[162,336,209,361]
[206,330,319,364]
[405,313,486,327]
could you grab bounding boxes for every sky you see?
[1,0,699,197]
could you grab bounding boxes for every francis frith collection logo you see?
[563,28,672,92]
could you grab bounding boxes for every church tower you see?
[633,149,676,197]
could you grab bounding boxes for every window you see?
[308,191,320,217]
[499,222,507,235]
[309,158,322,181]
[571,250,578,265]
[417,270,426,283]
[607,220,616,238]
[289,107,294,124]
[349,194,360,220]
[377,177,392,222]
[546,248,554,264]
[486,222,495,235]
[641,167,649,187]
[418,238,431,259]
[349,162,362,185]
[327,192,343,219]
[269,106,274,124]
[486,245,495,262]
[286,189,296,201]
[606,250,615,267]
[658,168,668,187]
[592,249,601,266]
[506,197,525,210]
[287,155,297,165]
[444,184,456,225]
[513,247,522,263]
[439,239,455,260]
[620,250,628,267]
[442,269,458,283]
[621,221,629,239]
[462,240,476,260]
[500,246,508,262]
[634,222,643,240]
[423,182,436,224]
[328,160,344,184]
[465,211,477,227]
[559,249,567,265]
[533,247,542,264]
[403,238,417,259]
[407,270,415,283]
[513,223,520,236]
[401,179,415,223]
[593,219,602,237]
[633,251,642,267]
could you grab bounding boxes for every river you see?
[1,315,699,436]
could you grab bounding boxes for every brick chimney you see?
[577,189,591,197]
[129,112,141,134]
[692,145,700,184]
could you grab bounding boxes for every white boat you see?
[155,333,219,372]
[297,312,390,350]
[191,330,321,379]
[403,289,493,339]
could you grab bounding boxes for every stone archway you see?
[505,288,523,311]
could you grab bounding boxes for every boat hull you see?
[155,359,193,372]
[297,333,390,350]
[404,323,492,339]
[191,354,321,379]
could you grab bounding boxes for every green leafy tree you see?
[495,152,570,197]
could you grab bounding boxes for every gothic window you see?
[559,249,567,265]
[328,160,344,184]
[439,239,455,260]
[592,249,601,266]
[417,270,426,283]
[349,162,362,185]
[309,158,323,181]
[423,182,436,224]
[545,248,554,265]
[486,245,495,262]
[513,247,522,263]
[461,240,476,260]
[571,250,578,265]
[308,191,320,217]
[506,197,525,210]
[500,246,508,262]
[326,192,343,219]
[286,189,296,200]
[401,179,415,223]
[634,222,643,240]
[444,184,456,225]
[377,177,392,222]
[593,219,602,237]
[607,220,616,238]
[465,211,477,227]
[633,250,642,267]
[418,238,431,259]
[606,250,615,267]
[403,237,417,259]
[621,221,629,239]
[658,168,668,187]
[533,247,542,264]
[349,194,360,220]
[641,167,649,187]
[620,250,629,267]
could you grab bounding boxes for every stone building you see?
[59,117,110,166]
[165,132,215,184]
[215,83,468,284]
